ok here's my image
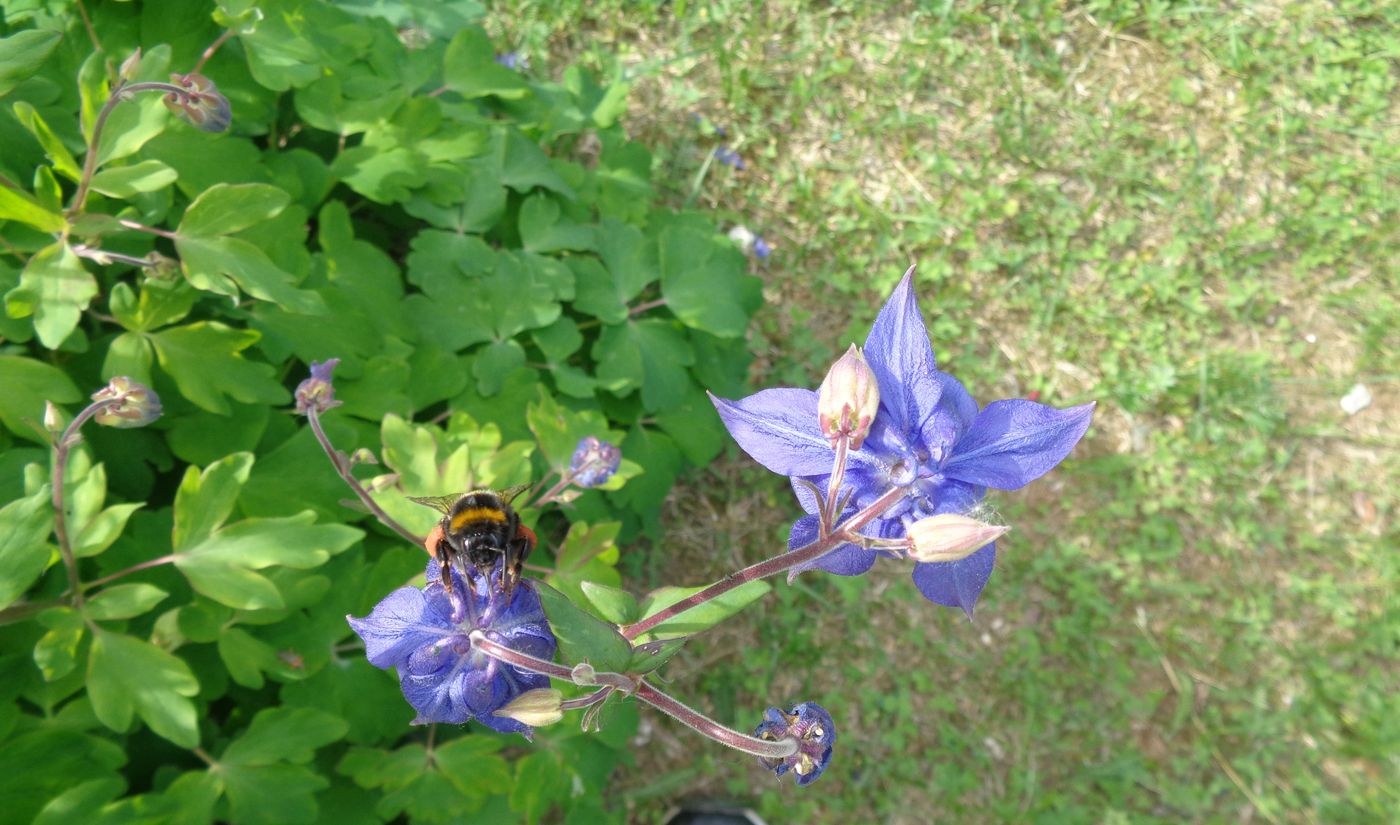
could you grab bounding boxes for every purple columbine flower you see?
[569,436,622,488]
[710,266,1094,616]
[754,702,835,785]
[294,358,341,415]
[347,560,556,735]
[162,72,232,134]
[713,145,745,170]
[753,236,772,260]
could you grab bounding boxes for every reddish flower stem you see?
[633,681,798,760]
[620,484,908,640]
[469,631,636,693]
[52,399,119,615]
[306,407,422,547]
[191,29,236,75]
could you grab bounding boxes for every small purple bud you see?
[754,702,835,786]
[295,358,342,415]
[568,436,622,488]
[753,236,772,260]
[494,52,526,70]
[91,376,162,429]
[163,73,232,134]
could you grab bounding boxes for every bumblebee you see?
[411,487,536,602]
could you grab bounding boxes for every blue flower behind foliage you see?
[569,436,622,488]
[348,561,556,735]
[753,235,772,260]
[711,267,1094,616]
[713,145,745,169]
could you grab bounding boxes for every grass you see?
[492,1,1399,822]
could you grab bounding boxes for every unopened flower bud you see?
[493,688,563,728]
[118,49,142,82]
[43,401,65,435]
[754,702,835,786]
[568,436,621,488]
[163,72,232,133]
[906,514,1008,564]
[90,377,162,428]
[294,358,341,415]
[817,344,879,450]
[348,448,378,466]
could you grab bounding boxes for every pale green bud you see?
[493,688,564,728]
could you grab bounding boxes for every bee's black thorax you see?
[426,489,535,601]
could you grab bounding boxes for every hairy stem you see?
[191,29,236,75]
[469,631,637,693]
[821,433,850,533]
[634,681,798,760]
[52,400,118,613]
[621,483,907,640]
[306,407,422,547]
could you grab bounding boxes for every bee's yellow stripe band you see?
[450,507,508,530]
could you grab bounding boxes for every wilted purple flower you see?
[753,236,772,259]
[347,560,556,734]
[711,266,1094,616]
[162,72,231,133]
[713,146,745,170]
[569,436,622,488]
[295,358,341,415]
[91,376,162,428]
[754,702,835,786]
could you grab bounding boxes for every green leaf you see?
[32,778,125,825]
[509,750,567,825]
[218,626,277,689]
[177,234,328,314]
[636,579,772,640]
[659,226,756,337]
[178,183,292,237]
[472,340,525,396]
[495,126,575,198]
[519,194,595,253]
[534,582,632,673]
[592,319,695,411]
[86,583,169,621]
[7,242,96,347]
[0,483,53,611]
[524,389,619,470]
[432,736,510,801]
[221,763,329,825]
[579,581,638,625]
[627,636,688,675]
[0,29,61,97]
[174,513,361,610]
[442,27,530,100]
[148,322,289,415]
[0,184,67,232]
[546,521,622,609]
[88,159,178,198]
[87,630,200,747]
[223,707,349,766]
[102,331,155,386]
[108,279,197,333]
[568,256,627,323]
[0,355,80,443]
[11,101,82,181]
[34,607,85,681]
[173,452,255,550]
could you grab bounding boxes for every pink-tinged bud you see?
[493,688,563,728]
[294,358,341,415]
[906,514,1008,564]
[163,73,232,133]
[91,377,163,429]
[817,344,879,450]
[119,49,142,82]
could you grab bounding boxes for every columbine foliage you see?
[0,1,758,822]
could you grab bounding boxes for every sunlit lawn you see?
[497,2,1399,822]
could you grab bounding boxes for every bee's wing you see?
[407,494,460,514]
[498,484,531,505]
